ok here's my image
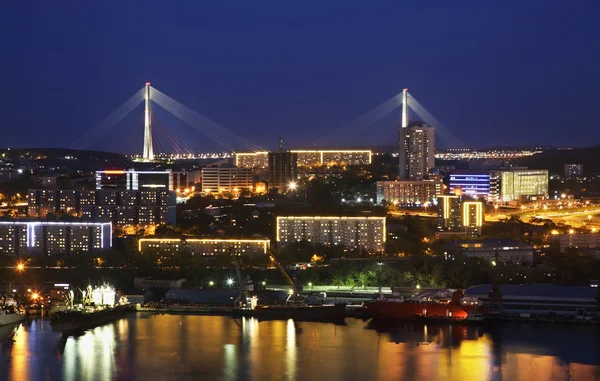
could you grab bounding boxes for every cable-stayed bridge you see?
[71,83,460,160]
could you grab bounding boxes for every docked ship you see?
[364,289,482,322]
[0,305,25,327]
[51,284,132,335]
[233,297,346,322]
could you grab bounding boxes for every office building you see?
[448,171,491,198]
[95,169,190,191]
[0,221,111,256]
[564,164,583,178]
[490,169,549,202]
[235,152,269,169]
[201,166,253,193]
[138,238,270,256]
[28,189,176,228]
[399,122,435,180]
[276,216,386,253]
[376,180,442,205]
[268,152,298,192]
[437,196,483,237]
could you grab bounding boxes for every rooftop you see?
[465,283,598,300]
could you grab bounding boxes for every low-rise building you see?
[448,171,491,198]
[138,238,270,257]
[564,164,583,178]
[465,284,599,317]
[376,180,442,205]
[556,232,600,250]
[276,216,386,253]
[0,221,111,256]
[201,166,253,194]
[490,169,549,202]
[28,189,176,228]
[447,239,533,265]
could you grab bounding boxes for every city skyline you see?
[1,2,599,151]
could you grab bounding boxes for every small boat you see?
[466,313,486,323]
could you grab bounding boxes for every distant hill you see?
[0,148,131,170]
[514,146,600,175]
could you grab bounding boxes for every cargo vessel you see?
[52,304,131,335]
[364,290,481,322]
[51,284,131,335]
[233,302,346,321]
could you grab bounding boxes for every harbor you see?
[1,314,600,381]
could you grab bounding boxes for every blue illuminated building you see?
[448,171,491,198]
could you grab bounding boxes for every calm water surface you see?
[0,314,599,381]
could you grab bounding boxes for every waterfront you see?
[0,315,599,381]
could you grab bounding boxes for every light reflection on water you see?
[0,314,598,381]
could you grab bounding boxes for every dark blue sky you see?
[1,1,598,152]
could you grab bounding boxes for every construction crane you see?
[267,249,297,298]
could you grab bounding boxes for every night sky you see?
[0,1,598,152]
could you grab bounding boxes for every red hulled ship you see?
[365,290,481,321]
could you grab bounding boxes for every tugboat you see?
[51,284,131,336]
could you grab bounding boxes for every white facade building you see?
[276,216,386,253]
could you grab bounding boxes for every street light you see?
[288,182,297,191]
[208,281,214,287]
[261,281,266,286]
[377,262,383,297]
[416,284,421,290]
[16,263,24,272]
[226,278,234,287]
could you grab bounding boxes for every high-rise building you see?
[437,195,463,232]
[564,164,583,178]
[138,238,270,256]
[0,221,111,256]
[276,216,386,253]
[201,166,253,193]
[28,189,176,228]
[399,122,435,180]
[376,180,442,205]
[268,152,298,192]
[437,196,483,236]
[490,169,549,202]
[463,201,483,236]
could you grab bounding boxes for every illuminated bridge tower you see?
[142,82,154,161]
[399,88,409,179]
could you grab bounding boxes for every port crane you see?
[267,249,298,301]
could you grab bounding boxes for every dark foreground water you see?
[0,314,599,381]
